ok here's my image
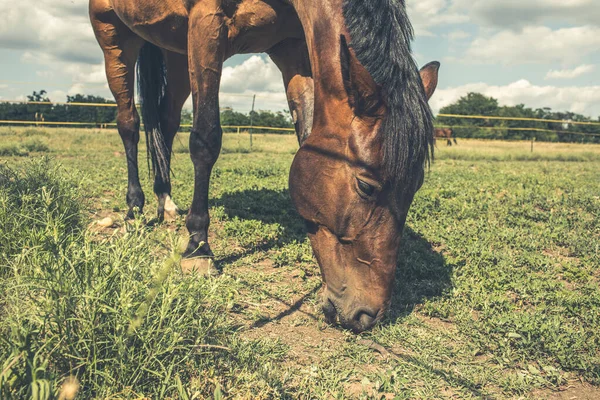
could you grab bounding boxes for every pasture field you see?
[1,126,599,399]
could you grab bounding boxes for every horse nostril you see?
[357,312,376,330]
[322,298,338,325]
[353,308,380,332]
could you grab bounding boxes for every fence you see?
[1,99,600,140]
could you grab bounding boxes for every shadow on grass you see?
[386,227,453,323]
[210,188,323,326]
[211,188,475,394]
[212,188,452,324]
[211,188,306,264]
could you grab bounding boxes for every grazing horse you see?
[90,0,439,332]
[434,127,457,146]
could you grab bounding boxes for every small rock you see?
[97,217,114,228]
[181,257,219,276]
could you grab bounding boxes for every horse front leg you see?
[183,2,227,261]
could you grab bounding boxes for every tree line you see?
[437,93,600,143]
[0,90,118,125]
[0,90,294,133]
[2,90,599,142]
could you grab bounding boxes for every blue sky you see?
[0,0,598,117]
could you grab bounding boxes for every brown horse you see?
[434,127,457,146]
[90,0,439,332]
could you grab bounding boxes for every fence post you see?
[249,94,256,148]
[531,135,535,153]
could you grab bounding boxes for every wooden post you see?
[249,94,256,148]
[531,135,535,153]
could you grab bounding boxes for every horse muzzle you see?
[322,289,384,333]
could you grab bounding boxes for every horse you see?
[90,0,440,333]
[434,127,457,146]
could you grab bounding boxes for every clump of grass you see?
[221,146,259,154]
[22,139,50,153]
[173,143,188,153]
[0,159,289,399]
[0,158,83,268]
[0,128,17,137]
[0,140,49,157]
[0,145,28,157]
[21,129,50,137]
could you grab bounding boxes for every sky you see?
[0,0,599,118]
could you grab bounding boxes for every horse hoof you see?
[163,195,180,222]
[180,257,219,276]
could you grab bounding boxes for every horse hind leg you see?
[91,6,145,219]
[155,51,191,222]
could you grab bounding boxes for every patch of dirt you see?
[534,381,600,399]
[417,315,457,332]
[543,247,579,263]
[242,307,345,366]
[345,381,395,400]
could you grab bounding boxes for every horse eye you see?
[357,178,376,197]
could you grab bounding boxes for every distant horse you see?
[434,128,457,146]
[90,0,439,332]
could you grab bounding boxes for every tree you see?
[436,92,599,143]
[438,93,500,138]
[27,90,50,102]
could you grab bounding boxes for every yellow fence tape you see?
[438,113,600,127]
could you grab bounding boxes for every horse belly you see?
[227,0,303,55]
[110,0,189,54]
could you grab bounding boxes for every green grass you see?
[1,127,599,398]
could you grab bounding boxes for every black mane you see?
[342,0,434,203]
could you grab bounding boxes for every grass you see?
[1,126,599,398]
[0,137,50,156]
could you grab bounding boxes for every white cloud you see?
[465,26,600,65]
[407,0,468,36]
[218,55,288,112]
[430,79,600,117]
[445,30,471,41]
[177,56,288,113]
[545,64,595,80]
[0,1,100,65]
[453,0,600,29]
[220,56,283,93]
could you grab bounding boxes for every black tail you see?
[137,42,169,182]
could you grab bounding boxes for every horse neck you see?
[291,0,354,140]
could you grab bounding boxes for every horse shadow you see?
[211,187,453,319]
[385,227,453,324]
[210,188,306,264]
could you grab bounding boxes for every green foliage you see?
[438,92,600,143]
[0,160,289,398]
[220,108,293,131]
[0,90,117,126]
[0,139,49,157]
[1,129,600,398]
[0,145,28,157]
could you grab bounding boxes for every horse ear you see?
[340,35,382,116]
[419,61,440,101]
